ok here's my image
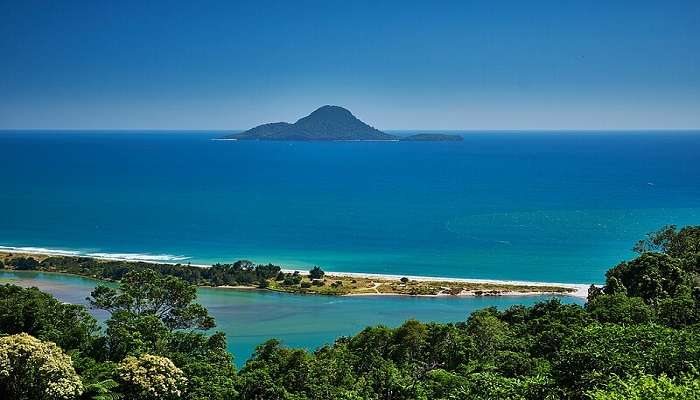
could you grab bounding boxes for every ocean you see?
[2,130,700,284]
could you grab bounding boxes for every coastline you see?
[0,246,591,298]
[301,269,590,298]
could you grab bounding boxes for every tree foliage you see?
[605,253,691,305]
[117,354,186,400]
[634,224,700,260]
[586,293,655,325]
[2,224,700,400]
[309,266,325,280]
[0,284,99,351]
[89,269,215,331]
[0,333,83,400]
[588,373,700,400]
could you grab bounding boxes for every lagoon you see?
[0,270,583,366]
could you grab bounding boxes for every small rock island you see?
[219,105,463,142]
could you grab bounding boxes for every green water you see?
[0,270,583,365]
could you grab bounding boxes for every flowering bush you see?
[0,333,83,400]
[117,354,187,399]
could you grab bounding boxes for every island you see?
[399,133,464,141]
[0,251,581,297]
[219,105,463,142]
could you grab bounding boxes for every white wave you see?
[0,244,190,263]
[0,246,81,256]
[85,252,190,262]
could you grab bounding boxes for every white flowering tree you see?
[117,354,187,399]
[0,333,83,400]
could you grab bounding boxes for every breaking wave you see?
[0,245,190,263]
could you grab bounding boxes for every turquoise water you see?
[0,270,582,365]
[2,131,700,283]
[2,131,697,364]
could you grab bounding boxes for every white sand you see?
[0,246,592,298]
[280,268,591,298]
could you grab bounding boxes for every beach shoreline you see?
[0,246,591,298]
[298,269,590,298]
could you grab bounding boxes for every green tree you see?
[586,293,655,325]
[165,331,238,400]
[104,311,170,360]
[588,374,700,400]
[553,324,700,397]
[422,323,470,371]
[633,225,682,254]
[634,225,700,261]
[236,368,288,400]
[7,256,39,270]
[509,299,592,359]
[89,269,215,330]
[451,372,528,400]
[238,339,313,399]
[0,284,99,351]
[656,294,698,328]
[390,319,428,366]
[0,333,83,400]
[605,253,691,304]
[465,309,510,364]
[354,358,421,400]
[309,266,325,280]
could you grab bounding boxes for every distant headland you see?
[219,105,463,141]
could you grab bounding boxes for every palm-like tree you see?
[81,379,123,400]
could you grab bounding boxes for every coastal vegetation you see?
[0,253,575,297]
[0,224,699,399]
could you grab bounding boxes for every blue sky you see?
[1,0,698,130]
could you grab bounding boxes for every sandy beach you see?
[0,245,592,298]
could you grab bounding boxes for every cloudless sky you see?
[1,0,699,130]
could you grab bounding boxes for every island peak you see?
[219,106,463,142]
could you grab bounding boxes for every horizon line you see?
[1,128,700,133]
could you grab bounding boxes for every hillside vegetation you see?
[1,224,699,399]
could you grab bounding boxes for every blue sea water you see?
[2,130,700,284]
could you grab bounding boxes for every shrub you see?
[588,373,700,399]
[0,333,83,400]
[8,256,40,270]
[117,354,187,400]
[282,274,302,286]
[586,293,655,325]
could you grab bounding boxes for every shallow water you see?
[2,131,699,284]
[0,270,583,366]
